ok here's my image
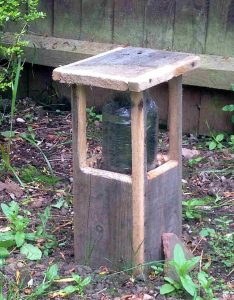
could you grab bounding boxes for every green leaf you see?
[181,256,200,274]
[180,275,197,296]
[198,271,208,289]
[0,130,15,138]
[46,264,59,281]
[51,198,65,209]
[81,276,91,286]
[160,284,175,295]
[0,232,15,248]
[60,285,77,295]
[0,247,9,258]
[15,231,25,247]
[20,243,42,260]
[199,228,215,237]
[222,104,234,112]
[215,134,224,142]
[231,115,234,124]
[164,276,176,285]
[173,244,186,267]
[209,141,217,150]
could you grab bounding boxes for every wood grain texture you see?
[173,0,208,53]
[73,170,132,267]
[168,76,182,165]
[131,91,146,268]
[205,0,234,56]
[145,162,181,262]
[182,87,201,134]
[81,0,114,43]
[113,0,145,46]
[53,0,81,39]
[144,0,175,50]
[199,89,234,135]
[53,47,199,91]
[29,0,53,36]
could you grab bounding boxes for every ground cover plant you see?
[0,98,233,299]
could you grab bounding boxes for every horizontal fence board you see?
[81,0,114,43]
[173,0,208,53]
[144,0,175,50]
[29,0,53,36]
[205,0,234,56]
[53,0,81,39]
[113,0,145,46]
[3,33,234,92]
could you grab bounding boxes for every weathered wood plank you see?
[53,0,81,39]
[53,47,199,92]
[199,89,234,135]
[173,0,208,53]
[183,87,201,134]
[29,0,53,36]
[81,0,114,43]
[113,0,145,46]
[4,33,234,91]
[145,162,181,262]
[74,170,132,267]
[144,0,175,50]
[168,76,182,171]
[131,91,146,268]
[205,0,234,56]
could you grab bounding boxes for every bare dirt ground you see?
[0,100,233,299]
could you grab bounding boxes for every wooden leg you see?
[168,76,182,234]
[168,76,182,168]
[72,85,87,169]
[72,85,87,260]
[131,91,146,268]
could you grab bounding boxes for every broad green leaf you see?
[1,203,11,219]
[15,232,25,247]
[51,198,65,209]
[32,283,50,297]
[231,115,234,124]
[198,271,208,288]
[72,273,81,284]
[20,243,42,260]
[181,256,200,274]
[209,141,217,150]
[1,201,18,220]
[215,134,224,142]
[164,276,176,285]
[60,285,77,295]
[81,276,91,286]
[0,232,15,248]
[181,275,197,296]
[46,264,59,281]
[0,247,9,258]
[25,233,37,241]
[0,130,15,138]
[173,244,186,267]
[199,228,215,237]
[160,284,175,295]
[222,104,234,112]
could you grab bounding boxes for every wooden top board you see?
[53,47,200,92]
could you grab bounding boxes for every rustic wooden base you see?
[53,48,197,270]
[73,161,181,268]
[72,78,182,268]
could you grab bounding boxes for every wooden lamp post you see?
[53,47,199,268]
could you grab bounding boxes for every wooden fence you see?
[3,0,234,134]
[28,0,234,56]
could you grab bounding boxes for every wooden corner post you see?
[131,91,146,268]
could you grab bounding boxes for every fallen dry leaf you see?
[0,180,23,198]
